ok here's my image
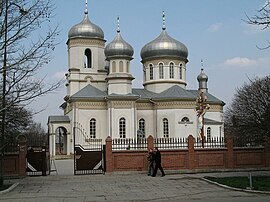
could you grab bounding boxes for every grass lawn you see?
[205,176,270,191]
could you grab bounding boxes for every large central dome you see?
[68,11,104,40]
[140,29,188,61]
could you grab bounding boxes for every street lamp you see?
[0,0,27,187]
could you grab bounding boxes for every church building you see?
[48,2,225,156]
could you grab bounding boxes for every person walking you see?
[147,148,154,176]
[152,147,165,177]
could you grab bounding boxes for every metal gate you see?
[74,123,104,175]
[26,146,50,176]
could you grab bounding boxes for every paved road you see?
[1,159,270,202]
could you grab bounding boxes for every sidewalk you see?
[1,169,270,202]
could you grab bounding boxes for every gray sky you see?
[32,0,270,128]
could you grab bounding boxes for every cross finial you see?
[85,0,88,14]
[162,11,166,30]
[117,16,120,33]
[201,59,204,71]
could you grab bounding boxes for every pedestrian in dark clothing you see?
[152,147,165,177]
[147,148,154,176]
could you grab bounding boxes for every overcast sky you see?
[32,0,270,128]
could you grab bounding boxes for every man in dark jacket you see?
[152,147,165,177]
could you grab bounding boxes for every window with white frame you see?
[181,117,190,122]
[84,49,92,68]
[119,61,124,72]
[149,64,154,80]
[112,61,116,72]
[179,64,183,79]
[159,63,164,79]
[139,119,145,137]
[169,62,174,78]
[207,127,211,140]
[119,117,126,138]
[90,118,96,138]
[163,118,169,138]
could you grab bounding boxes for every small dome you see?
[197,68,208,81]
[105,31,134,59]
[68,13,104,40]
[140,30,188,60]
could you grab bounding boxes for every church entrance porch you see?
[55,127,68,155]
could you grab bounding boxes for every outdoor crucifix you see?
[196,91,210,148]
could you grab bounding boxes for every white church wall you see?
[156,108,197,138]
[137,110,155,137]
[77,109,108,141]
[112,108,135,139]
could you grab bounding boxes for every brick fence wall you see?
[4,137,27,177]
[105,135,270,172]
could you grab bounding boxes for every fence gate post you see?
[147,135,154,150]
[41,146,47,176]
[226,135,234,169]
[188,135,195,170]
[105,136,113,172]
[265,137,270,167]
[18,135,27,176]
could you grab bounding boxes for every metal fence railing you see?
[154,137,188,150]
[194,137,226,148]
[233,136,264,148]
[112,138,147,151]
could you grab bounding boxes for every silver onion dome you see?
[140,30,188,60]
[68,10,104,40]
[105,32,134,59]
[197,68,208,82]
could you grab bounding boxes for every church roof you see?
[188,90,225,105]
[48,116,70,123]
[156,85,195,100]
[71,84,106,100]
[204,118,223,125]
[69,84,224,105]
[132,89,158,99]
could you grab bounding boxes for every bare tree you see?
[225,75,270,141]
[0,0,62,114]
[5,100,32,141]
[246,1,270,49]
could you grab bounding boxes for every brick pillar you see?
[226,135,234,169]
[147,135,154,151]
[18,135,27,176]
[188,135,195,170]
[105,136,113,172]
[265,137,270,167]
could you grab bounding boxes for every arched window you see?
[139,119,145,137]
[112,61,116,72]
[149,64,154,80]
[179,64,183,79]
[126,61,129,72]
[207,127,211,140]
[181,117,190,122]
[90,118,96,139]
[84,49,92,68]
[169,62,174,78]
[119,61,124,72]
[119,117,126,138]
[159,63,164,79]
[143,66,146,82]
[163,118,169,138]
